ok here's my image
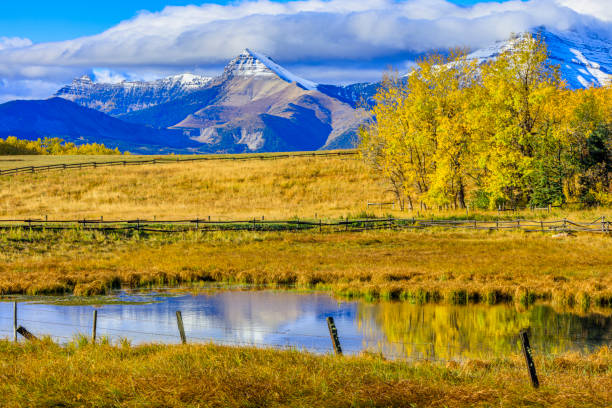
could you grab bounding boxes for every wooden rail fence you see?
[0,151,358,177]
[0,217,609,234]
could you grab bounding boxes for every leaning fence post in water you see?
[16,326,38,341]
[176,311,187,344]
[519,329,539,389]
[326,317,342,355]
[13,302,17,342]
[92,310,98,343]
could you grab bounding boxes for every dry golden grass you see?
[1,228,611,308]
[0,339,610,407]
[0,154,389,220]
[2,152,611,221]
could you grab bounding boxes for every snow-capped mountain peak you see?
[223,48,318,90]
[464,28,611,88]
[55,73,212,115]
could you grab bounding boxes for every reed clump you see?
[0,339,609,407]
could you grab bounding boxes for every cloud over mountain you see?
[0,0,611,102]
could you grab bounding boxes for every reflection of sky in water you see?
[0,290,610,361]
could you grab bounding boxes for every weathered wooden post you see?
[326,317,342,355]
[519,329,539,389]
[92,310,98,343]
[602,216,606,233]
[16,326,38,341]
[176,311,187,344]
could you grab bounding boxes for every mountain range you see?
[0,27,610,154]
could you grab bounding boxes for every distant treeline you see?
[360,33,612,209]
[0,136,124,155]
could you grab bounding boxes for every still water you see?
[1,289,610,361]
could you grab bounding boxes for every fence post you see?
[92,310,98,343]
[13,302,17,342]
[319,219,322,233]
[176,311,187,344]
[519,329,539,389]
[16,326,38,341]
[602,216,606,233]
[326,317,342,355]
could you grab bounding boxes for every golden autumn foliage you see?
[360,33,612,210]
[0,136,124,155]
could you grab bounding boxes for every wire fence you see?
[0,150,358,177]
[0,216,609,234]
[1,302,603,366]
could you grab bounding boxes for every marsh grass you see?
[1,228,611,309]
[0,339,609,407]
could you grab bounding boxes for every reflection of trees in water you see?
[356,303,612,360]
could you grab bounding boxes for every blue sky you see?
[0,0,514,42]
[0,0,609,102]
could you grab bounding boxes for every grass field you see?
[1,228,611,308]
[1,152,610,406]
[1,152,611,222]
[0,339,609,407]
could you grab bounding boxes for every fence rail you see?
[0,150,358,177]
[0,216,609,234]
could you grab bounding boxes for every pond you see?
[1,289,610,361]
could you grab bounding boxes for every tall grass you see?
[0,339,609,407]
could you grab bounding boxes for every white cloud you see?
[0,0,610,101]
[91,68,128,84]
[557,0,612,22]
[0,37,32,51]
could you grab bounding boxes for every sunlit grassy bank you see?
[1,152,611,221]
[0,339,609,407]
[1,228,610,308]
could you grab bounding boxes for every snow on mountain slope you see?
[224,49,318,90]
[464,28,611,89]
[55,73,212,116]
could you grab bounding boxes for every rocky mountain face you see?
[55,74,212,116]
[119,49,365,152]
